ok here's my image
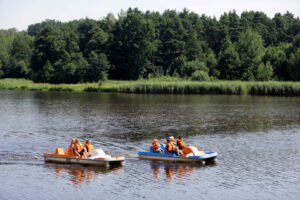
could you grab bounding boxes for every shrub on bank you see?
[191,70,210,81]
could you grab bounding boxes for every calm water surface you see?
[0,91,299,200]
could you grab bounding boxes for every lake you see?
[0,90,299,199]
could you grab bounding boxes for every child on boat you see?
[74,138,88,158]
[67,139,76,156]
[152,139,164,153]
[176,136,185,150]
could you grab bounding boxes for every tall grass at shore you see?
[0,78,97,92]
[119,80,300,95]
[119,81,248,94]
[0,78,300,96]
[246,81,300,95]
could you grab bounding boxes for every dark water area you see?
[0,90,299,200]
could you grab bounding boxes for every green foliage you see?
[0,8,300,83]
[118,80,300,95]
[191,70,210,81]
[181,60,208,77]
[42,60,55,82]
[257,61,274,81]
[30,24,60,81]
[110,8,156,80]
[8,32,33,78]
[237,29,265,77]
[218,36,240,79]
[27,19,62,36]
[241,69,256,81]
[288,48,300,81]
[87,51,109,81]
[0,51,9,78]
[205,49,219,77]
[263,46,287,80]
[1,78,300,96]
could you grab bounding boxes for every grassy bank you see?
[0,78,300,96]
[0,78,123,92]
[119,80,300,95]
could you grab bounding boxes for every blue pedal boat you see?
[138,144,217,163]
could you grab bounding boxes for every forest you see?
[0,8,300,83]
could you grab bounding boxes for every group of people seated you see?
[152,136,186,156]
[67,138,94,158]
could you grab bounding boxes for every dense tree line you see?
[0,8,300,83]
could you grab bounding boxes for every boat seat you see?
[56,148,65,155]
[182,146,205,156]
[149,146,154,152]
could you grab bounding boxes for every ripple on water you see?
[1,92,300,199]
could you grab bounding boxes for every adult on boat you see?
[176,136,185,150]
[83,140,94,152]
[169,136,176,144]
[74,139,88,158]
[166,138,183,156]
[152,139,164,153]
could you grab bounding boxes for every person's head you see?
[178,136,182,140]
[169,136,175,141]
[86,140,91,144]
[71,139,75,144]
[153,139,158,143]
[75,138,80,144]
[167,139,170,143]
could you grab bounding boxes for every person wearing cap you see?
[166,138,183,156]
[169,136,176,144]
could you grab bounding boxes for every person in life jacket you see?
[74,138,88,158]
[166,137,184,156]
[164,136,176,145]
[166,139,183,156]
[166,139,175,153]
[152,139,163,153]
[176,136,185,150]
[67,139,76,156]
[83,140,94,153]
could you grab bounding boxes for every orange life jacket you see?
[67,146,73,155]
[76,143,83,153]
[152,141,160,151]
[83,142,94,152]
[67,142,75,155]
[177,139,185,149]
[166,142,174,152]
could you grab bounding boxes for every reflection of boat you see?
[150,161,213,182]
[45,163,123,190]
[44,148,125,167]
[138,145,217,163]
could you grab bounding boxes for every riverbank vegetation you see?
[0,8,300,85]
[1,78,299,96]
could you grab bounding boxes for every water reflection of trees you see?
[45,164,123,190]
[30,92,299,143]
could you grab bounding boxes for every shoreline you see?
[0,78,300,96]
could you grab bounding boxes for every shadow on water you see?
[44,163,123,190]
